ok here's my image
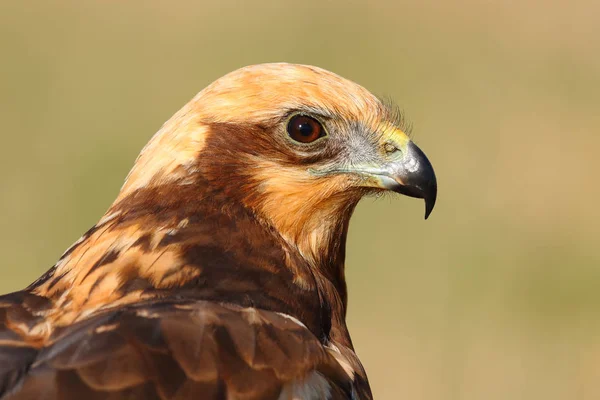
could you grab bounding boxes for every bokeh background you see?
[1,1,599,398]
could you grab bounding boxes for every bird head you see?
[114,63,436,260]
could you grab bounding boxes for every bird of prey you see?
[0,63,436,399]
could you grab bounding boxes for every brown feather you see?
[1,300,358,399]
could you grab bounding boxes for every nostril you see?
[383,141,399,155]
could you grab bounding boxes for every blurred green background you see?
[1,1,599,398]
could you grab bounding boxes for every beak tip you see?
[424,200,435,219]
[423,191,436,220]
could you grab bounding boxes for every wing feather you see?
[1,299,353,399]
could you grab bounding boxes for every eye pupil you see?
[298,122,313,137]
[287,115,324,143]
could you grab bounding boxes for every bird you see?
[0,63,436,400]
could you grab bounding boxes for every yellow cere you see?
[379,123,411,149]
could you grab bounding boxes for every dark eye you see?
[287,115,325,143]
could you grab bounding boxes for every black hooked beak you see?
[385,141,437,219]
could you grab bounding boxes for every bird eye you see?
[287,115,325,143]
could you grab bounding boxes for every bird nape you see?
[0,63,436,400]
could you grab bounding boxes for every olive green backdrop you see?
[1,1,599,398]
